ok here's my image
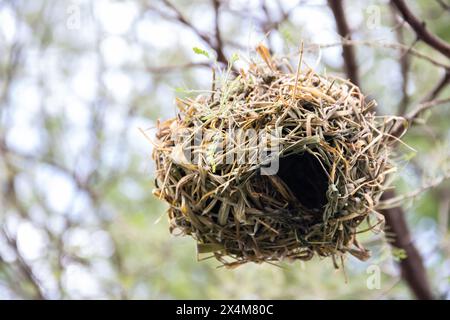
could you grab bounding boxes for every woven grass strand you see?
[152,47,401,268]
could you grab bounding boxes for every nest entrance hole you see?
[277,152,329,211]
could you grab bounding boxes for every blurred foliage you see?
[0,0,449,299]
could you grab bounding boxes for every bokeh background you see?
[0,0,449,299]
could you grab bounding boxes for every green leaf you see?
[280,25,295,44]
[192,47,210,58]
[230,52,239,64]
[392,247,407,261]
[174,87,186,93]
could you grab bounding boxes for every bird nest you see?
[152,46,402,268]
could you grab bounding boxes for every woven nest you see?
[153,46,401,268]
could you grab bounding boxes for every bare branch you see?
[380,191,434,300]
[422,69,450,102]
[0,142,97,200]
[160,0,211,44]
[389,71,450,137]
[327,0,360,86]
[312,40,450,70]
[1,228,46,300]
[435,0,450,11]
[212,0,224,62]
[392,0,450,58]
[326,0,435,300]
[406,97,450,122]
[159,0,229,65]
[390,4,412,115]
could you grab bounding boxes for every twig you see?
[421,69,450,102]
[406,97,450,122]
[1,228,46,300]
[159,0,229,65]
[160,0,211,44]
[0,142,97,199]
[435,0,450,11]
[309,40,450,70]
[212,0,226,65]
[378,171,450,209]
[390,4,412,115]
[391,0,450,58]
[388,72,450,138]
[438,194,450,237]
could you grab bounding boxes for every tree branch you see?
[327,0,360,86]
[212,0,225,63]
[406,97,450,123]
[422,69,450,102]
[314,39,450,70]
[327,0,434,299]
[390,71,450,138]
[159,0,229,65]
[1,228,46,300]
[391,0,450,58]
[435,0,450,11]
[380,191,434,300]
[390,4,412,116]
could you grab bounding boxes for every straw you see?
[152,45,402,268]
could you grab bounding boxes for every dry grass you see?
[152,46,404,268]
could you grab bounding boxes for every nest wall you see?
[153,51,399,267]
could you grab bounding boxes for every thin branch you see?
[380,191,434,300]
[311,40,450,70]
[379,171,450,209]
[0,142,97,199]
[159,0,228,65]
[391,0,450,58]
[212,0,224,63]
[327,0,360,86]
[1,228,46,300]
[391,4,412,115]
[389,72,450,137]
[406,97,450,122]
[160,0,211,44]
[435,0,450,11]
[422,69,450,102]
